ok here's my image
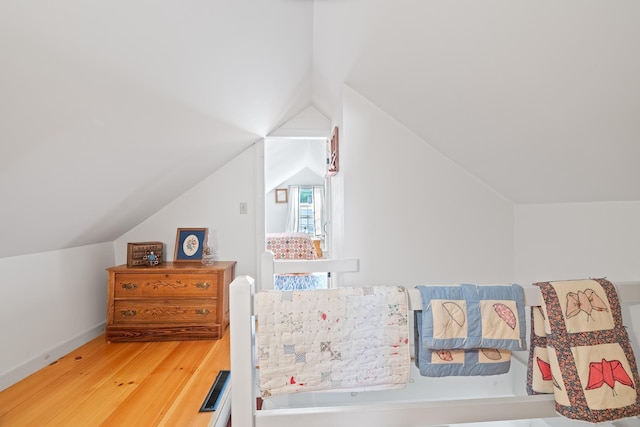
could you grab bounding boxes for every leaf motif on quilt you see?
[537,357,552,381]
[442,301,465,327]
[493,303,517,329]
[586,358,634,393]
[566,288,609,321]
[536,357,562,390]
[436,350,453,361]
[481,348,503,361]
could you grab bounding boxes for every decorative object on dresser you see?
[105,261,236,342]
[174,227,208,262]
[126,241,164,267]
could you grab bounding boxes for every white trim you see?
[253,394,557,427]
[230,276,256,427]
[209,384,232,427]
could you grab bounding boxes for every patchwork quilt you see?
[527,278,640,423]
[255,286,410,397]
[415,284,526,377]
[266,232,318,260]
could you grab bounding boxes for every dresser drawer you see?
[113,299,217,324]
[114,273,218,298]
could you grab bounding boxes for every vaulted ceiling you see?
[2,1,639,258]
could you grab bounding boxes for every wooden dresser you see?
[105,261,236,342]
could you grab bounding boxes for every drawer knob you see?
[121,283,138,290]
[195,308,210,316]
[121,309,137,317]
[196,282,211,289]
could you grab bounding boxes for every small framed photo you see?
[275,188,288,204]
[174,228,208,262]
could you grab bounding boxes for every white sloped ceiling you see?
[0,0,313,258]
[1,0,638,258]
[336,1,640,204]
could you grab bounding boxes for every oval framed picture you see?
[174,228,208,262]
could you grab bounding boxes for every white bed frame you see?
[228,257,640,427]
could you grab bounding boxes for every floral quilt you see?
[527,278,640,423]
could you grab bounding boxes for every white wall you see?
[114,145,258,278]
[266,168,325,233]
[266,188,289,233]
[0,242,114,391]
[339,87,515,286]
[514,201,640,360]
[514,201,640,285]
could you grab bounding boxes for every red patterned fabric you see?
[527,278,640,423]
[266,233,318,260]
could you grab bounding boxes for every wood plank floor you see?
[0,328,230,427]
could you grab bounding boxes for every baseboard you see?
[0,322,106,392]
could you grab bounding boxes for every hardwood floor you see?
[0,328,230,426]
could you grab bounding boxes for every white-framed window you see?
[286,185,324,238]
[298,186,315,235]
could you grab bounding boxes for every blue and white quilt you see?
[415,284,526,377]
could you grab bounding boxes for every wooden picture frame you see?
[127,241,163,267]
[174,228,208,262]
[275,188,288,204]
[327,126,339,176]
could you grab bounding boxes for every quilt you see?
[414,310,512,377]
[417,284,527,351]
[255,286,410,397]
[415,284,525,377]
[266,232,318,260]
[527,278,640,423]
[274,273,328,291]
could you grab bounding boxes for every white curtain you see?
[312,186,324,238]
[285,186,300,233]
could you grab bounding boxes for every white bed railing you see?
[230,266,640,427]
